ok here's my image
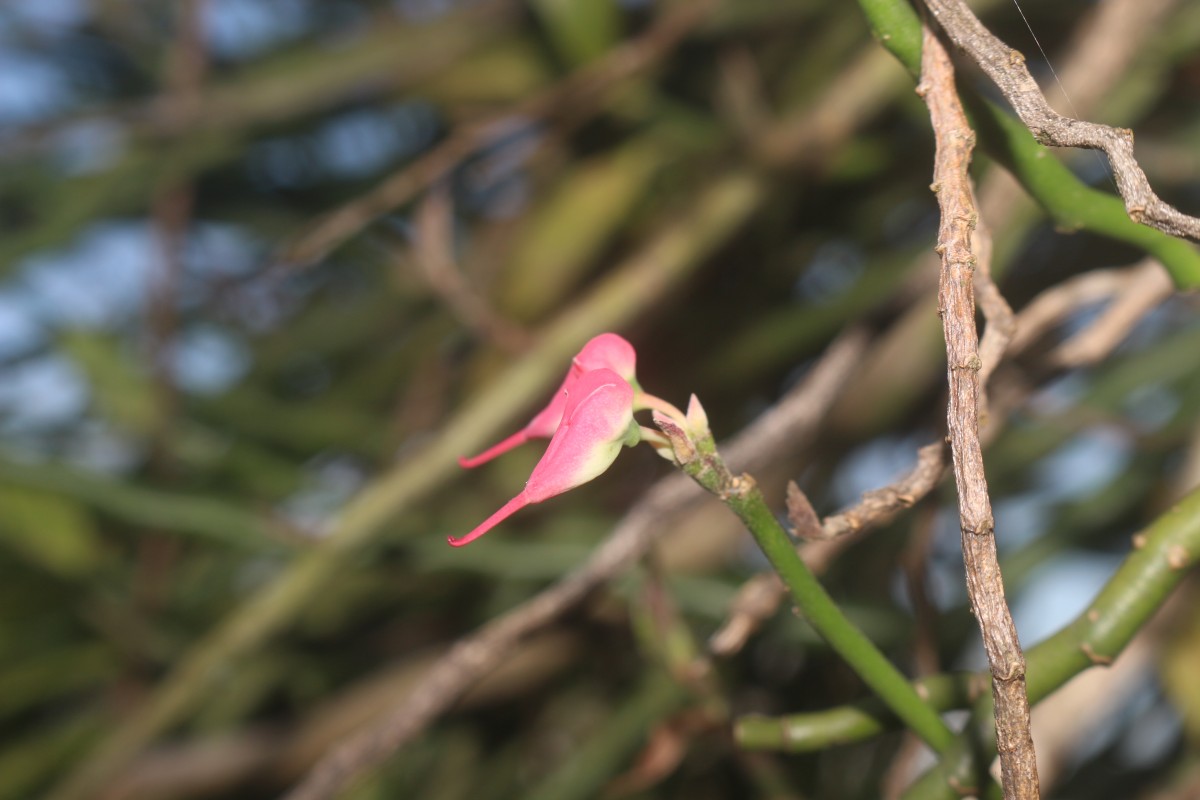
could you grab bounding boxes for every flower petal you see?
[447,493,530,547]
[450,367,636,546]
[457,333,638,468]
[572,332,637,383]
[524,368,635,502]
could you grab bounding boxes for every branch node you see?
[1167,544,1190,570]
[1080,641,1113,666]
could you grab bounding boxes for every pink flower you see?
[448,367,638,547]
[457,333,638,468]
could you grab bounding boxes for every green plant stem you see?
[857,0,1200,288]
[730,483,1200,797]
[736,672,984,751]
[672,434,954,754]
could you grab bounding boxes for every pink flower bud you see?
[448,368,637,547]
[457,333,637,468]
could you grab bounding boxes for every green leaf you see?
[497,138,663,321]
[0,486,103,577]
[529,0,621,65]
[59,331,160,438]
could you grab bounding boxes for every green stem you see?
[674,436,955,753]
[736,672,985,751]
[731,483,1200,797]
[856,0,1200,288]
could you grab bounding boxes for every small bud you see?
[685,393,709,437]
[653,410,696,466]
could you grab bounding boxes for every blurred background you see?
[2,0,1200,797]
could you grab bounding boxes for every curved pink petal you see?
[447,493,531,547]
[450,368,636,547]
[572,333,637,383]
[457,430,532,469]
[457,374,571,468]
[458,333,638,469]
[524,368,634,502]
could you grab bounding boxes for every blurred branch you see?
[280,1,711,267]
[1007,259,1174,371]
[47,169,765,800]
[408,187,531,352]
[919,23,1037,799]
[1051,0,1179,116]
[0,458,287,552]
[139,0,207,616]
[2,2,515,153]
[281,329,871,800]
[1046,262,1173,368]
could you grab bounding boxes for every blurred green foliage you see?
[1,0,1199,798]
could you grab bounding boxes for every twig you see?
[710,442,947,657]
[280,2,709,267]
[917,23,1038,800]
[1048,260,1173,368]
[972,210,1015,435]
[662,377,954,755]
[970,213,1011,376]
[281,330,870,800]
[408,187,531,352]
[1008,268,1143,355]
[1007,258,1174,369]
[920,0,1200,243]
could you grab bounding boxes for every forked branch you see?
[921,0,1200,243]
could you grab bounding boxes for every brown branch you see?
[137,0,207,615]
[282,330,869,800]
[1007,258,1173,368]
[920,0,1200,243]
[918,23,1038,800]
[971,208,1014,436]
[279,2,710,267]
[408,188,531,352]
[1008,269,1139,356]
[1048,260,1173,368]
[709,441,947,657]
